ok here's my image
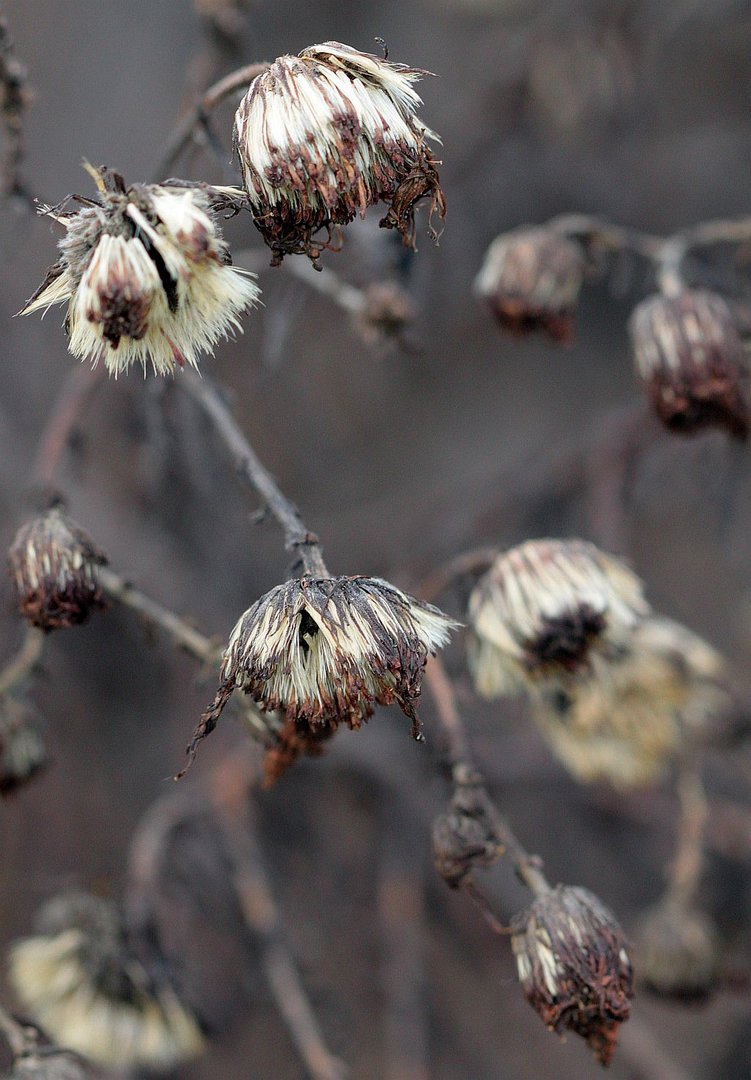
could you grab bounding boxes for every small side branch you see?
[665,757,709,908]
[32,364,106,489]
[0,626,44,698]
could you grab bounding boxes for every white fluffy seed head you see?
[20,174,260,376]
[234,41,444,262]
[466,539,649,698]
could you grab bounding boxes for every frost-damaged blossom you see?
[19,167,259,376]
[8,507,107,631]
[0,696,47,794]
[635,899,720,1002]
[629,289,748,438]
[466,539,649,699]
[530,615,730,788]
[234,41,445,264]
[511,885,633,1066]
[474,226,586,341]
[9,892,205,1072]
[187,575,457,781]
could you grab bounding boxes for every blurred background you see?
[2,0,751,1076]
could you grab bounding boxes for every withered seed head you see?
[8,507,108,631]
[8,892,205,1072]
[466,538,649,699]
[431,769,501,887]
[511,884,633,1066]
[474,226,586,341]
[0,696,47,795]
[629,289,748,438]
[19,169,260,376]
[635,900,721,1002]
[234,41,445,264]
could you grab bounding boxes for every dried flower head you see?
[530,615,730,788]
[474,226,586,341]
[466,539,649,699]
[0,696,47,795]
[8,892,204,1072]
[234,41,445,264]
[189,575,457,780]
[20,168,259,376]
[635,900,721,1002]
[432,767,501,888]
[357,280,417,347]
[8,507,107,631]
[511,884,633,1066]
[629,289,748,438]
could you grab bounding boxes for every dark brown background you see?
[2,1,751,1077]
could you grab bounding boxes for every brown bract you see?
[7,507,108,631]
[511,885,633,1066]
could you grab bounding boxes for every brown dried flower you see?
[466,539,648,699]
[0,696,47,795]
[474,226,586,341]
[511,884,633,1066]
[234,41,445,264]
[635,899,721,1002]
[8,507,107,631]
[431,767,502,888]
[8,892,204,1072]
[629,289,748,438]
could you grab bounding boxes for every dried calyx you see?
[629,288,748,438]
[234,41,445,264]
[186,575,458,782]
[8,506,107,632]
[8,892,204,1072]
[511,884,634,1066]
[20,166,259,376]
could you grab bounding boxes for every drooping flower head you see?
[188,575,457,782]
[9,892,205,1072]
[629,289,748,438]
[466,539,649,699]
[8,506,107,631]
[511,884,633,1066]
[474,226,586,341]
[234,42,445,264]
[20,167,260,376]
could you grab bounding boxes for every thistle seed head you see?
[233,41,445,264]
[474,226,586,341]
[8,507,107,632]
[8,892,204,1072]
[466,539,649,699]
[20,170,260,376]
[629,289,748,438]
[511,884,633,1066]
[0,696,47,795]
[635,900,721,1002]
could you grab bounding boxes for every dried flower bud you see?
[9,892,204,1072]
[466,539,648,699]
[629,289,748,438]
[357,280,416,347]
[189,576,457,780]
[0,697,47,794]
[474,226,586,341]
[635,900,720,1002]
[20,169,259,376]
[8,507,107,631]
[234,41,445,264]
[531,616,730,788]
[511,884,633,1066]
[432,768,501,887]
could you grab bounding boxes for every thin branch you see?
[0,16,32,204]
[180,370,328,576]
[210,760,348,1080]
[32,363,106,488]
[550,213,664,262]
[0,626,44,698]
[665,757,709,908]
[417,546,498,603]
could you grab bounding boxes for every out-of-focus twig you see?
[665,757,708,908]
[210,759,348,1080]
[417,546,498,602]
[32,364,107,489]
[0,626,43,698]
[0,16,32,204]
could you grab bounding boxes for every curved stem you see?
[665,757,708,908]
[180,370,329,576]
[32,363,106,488]
[0,626,44,698]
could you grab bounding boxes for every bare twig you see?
[0,626,44,698]
[32,364,106,488]
[417,546,498,603]
[180,370,329,575]
[550,213,664,263]
[0,16,32,203]
[210,760,348,1080]
[665,757,709,908]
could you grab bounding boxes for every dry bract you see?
[466,538,648,698]
[19,169,259,376]
[8,892,204,1072]
[234,41,445,264]
[8,507,107,631]
[635,900,720,1002]
[474,226,586,341]
[194,575,457,781]
[629,289,748,438]
[511,884,633,1066]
